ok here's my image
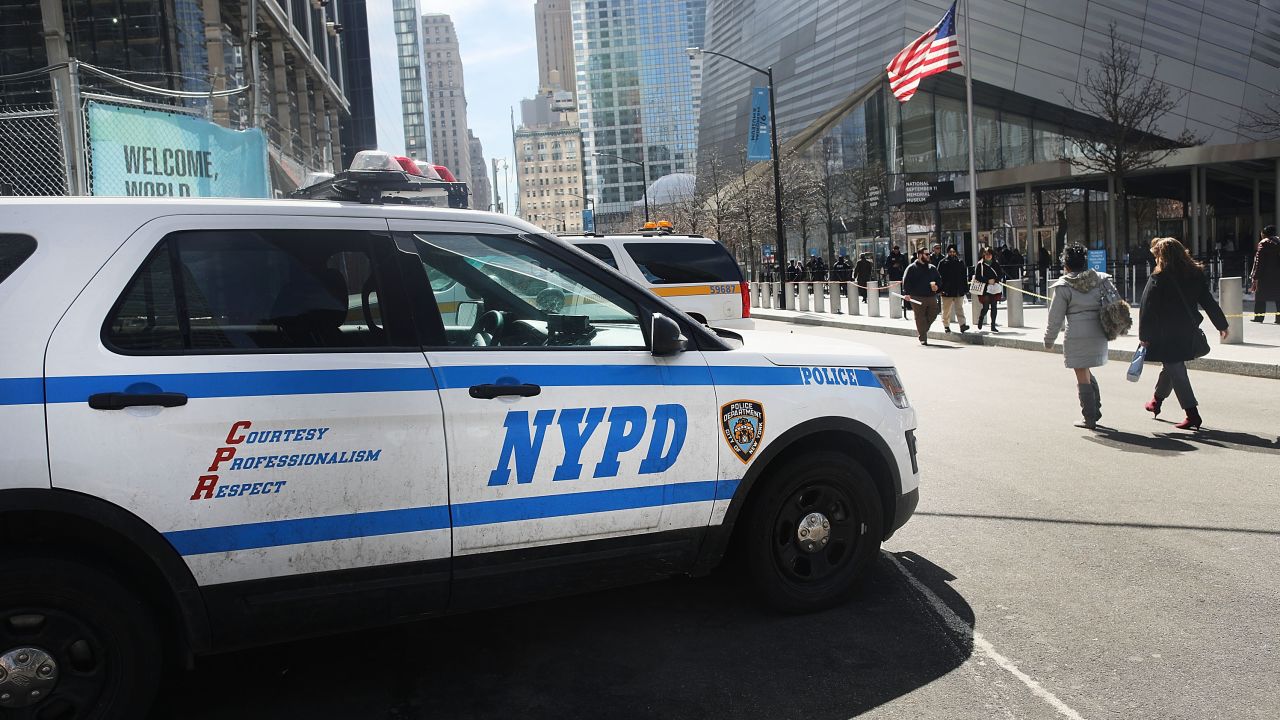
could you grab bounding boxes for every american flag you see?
[886,2,963,103]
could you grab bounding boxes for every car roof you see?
[0,197,546,235]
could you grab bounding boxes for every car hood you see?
[733,329,894,368]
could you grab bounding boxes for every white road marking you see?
[886,552,1089,720]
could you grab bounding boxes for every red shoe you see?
[1144,397,1162,418]
[1174,408,1202,431]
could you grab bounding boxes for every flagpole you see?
[961,0,980,263]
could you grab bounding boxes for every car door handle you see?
[468,383,541,399]
[88,392,189,410]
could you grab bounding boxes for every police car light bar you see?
[290,150,469,208]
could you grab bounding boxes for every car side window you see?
[105,229,414,353]
[407,232,646,349]
[575,242,619,270]
[623,242,743,284]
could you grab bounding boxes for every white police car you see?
[562,224,754,330]
[0,193,917,714]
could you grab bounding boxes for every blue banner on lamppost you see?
[582,207,595,232]
[746,87,772,162]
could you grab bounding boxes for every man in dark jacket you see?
[901,247,942,344]
[937,244,970,333]
[883,245,908,314]
[929,243,943,266]
[853,252,874,303]
[1251,225,1280,323]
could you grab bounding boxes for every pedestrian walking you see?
[884,244,909,314]
[1043,244,1116,430]
[1251,224,1280,323]
[901,247,941,345]
[1038,245,1053,295]
[853,252,874,303]
[1139,237,1230,431]
[973,247,1007,332]
[929,243,943,266]
[937,244,970,333]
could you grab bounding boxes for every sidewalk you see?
[753,293,1280,380]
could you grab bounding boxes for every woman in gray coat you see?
[1044,244,1116,429]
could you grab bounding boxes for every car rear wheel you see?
[743,451,884,613]
[0,557,161,719]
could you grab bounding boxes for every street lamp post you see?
[687,46,787,308]
[594,151,649,223]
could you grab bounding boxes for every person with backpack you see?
[1043,244,1119,430]
[1251,225,1280,323]
[1140,237,1230,430]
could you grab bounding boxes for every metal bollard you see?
[970,292,982,328]
[1220,276,1244,344]
[867,281,880,317]
[796,283,809,312]
[763,282,773,309]
[1005,279,1025,328]
[751,282,760,309]
[812,283,826,313]
[847,282,860,316]
[889,289,902,319]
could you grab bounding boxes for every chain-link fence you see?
[0,69,69,196]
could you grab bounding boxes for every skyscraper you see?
[422,13,471,185]
[572,0,706,224]
[339,0,378,167]
[468,130,493,211]
[534,0,576,101]
[392,0,430,163]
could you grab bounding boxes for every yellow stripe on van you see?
[651,283,737,298]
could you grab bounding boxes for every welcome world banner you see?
[88,102,270,198]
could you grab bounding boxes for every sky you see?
[367,0,541,214]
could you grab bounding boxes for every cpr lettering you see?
[487,404,687,486]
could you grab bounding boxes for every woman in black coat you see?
[972,247,1007,332]
[1139,237,1229,430]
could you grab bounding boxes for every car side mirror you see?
[650,313,686,356]
[456,301,480,328]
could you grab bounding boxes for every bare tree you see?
[1062,22,1202,249]
[781,155,823,267]
[1242,95,1280,138]
[815,140,852,267]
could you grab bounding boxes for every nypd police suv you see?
[0,190,917,715]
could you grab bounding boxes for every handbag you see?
[969,278,985,295]
[1098,277,1133,341]
[1126,344,1146,382]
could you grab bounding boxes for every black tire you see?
[0,557,161,719]
[742,451,884,613]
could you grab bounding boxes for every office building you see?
[393,0,430,163]
[535,0,576,103]
[468,130,493,211]
[422,13,471,185]
[339,0,378,167]
[696,0,1280,265]
[572,0,707,225]
[516,89,586,233]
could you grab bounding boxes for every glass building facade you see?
[697,0,1280,264]
[393,0,430,163]
[572,0,706,221]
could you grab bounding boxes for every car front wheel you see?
[743,451,884,613]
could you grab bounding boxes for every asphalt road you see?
[154,321,1280,719]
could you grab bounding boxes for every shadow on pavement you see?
[154,553,974,720]
[1084,426,1200,455]
[1156,429,1280,454]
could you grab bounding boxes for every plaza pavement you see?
[752,288,1280,380]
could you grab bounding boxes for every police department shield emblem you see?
[721,400,765,463]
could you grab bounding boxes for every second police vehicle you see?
[0,152,919,715]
